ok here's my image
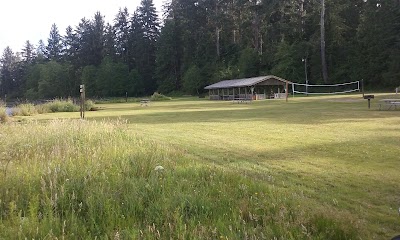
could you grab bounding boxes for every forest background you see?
[0,0,399,99]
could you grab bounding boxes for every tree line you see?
[0,0,399,99]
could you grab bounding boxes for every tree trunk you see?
[215,1,220,57]
[320,0,329,83]
[216,27,220,57]
[300,0,305,36]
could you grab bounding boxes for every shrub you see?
[35,104,51,114]
[150,92,172,101]
[12,103,38,116]
[43,99,79,112]
[84,99,96,111]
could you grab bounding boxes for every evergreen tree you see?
[104,23,117,59]
[36,39,47,62]
[0,47,18,96]
[46,23,63,61]
[21,40,36,63]
[114,7,130,64]
[91,12,105,66]
[63,25,78,63]
[75,18,94,67]
[156,18,183,93]
[136,0,160,94]
[81,65,98,96]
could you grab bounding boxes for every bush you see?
[35,104,51,114]
[12,103,38,116]
[150,92,172,101]
[84,99,96,111]
[43,99,79,112]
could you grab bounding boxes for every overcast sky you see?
[0,0,165,55]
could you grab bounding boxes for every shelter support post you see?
[286,81,289,102]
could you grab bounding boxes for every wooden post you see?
[80,84,85,119]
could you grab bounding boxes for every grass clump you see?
[2,99,96,117]
[94,98,139,104]
[11,103,38,116]
[0,119,359,239]
[0,103,9,123]
[150,92,172,101]
[84,99,96,111]
[43,99,79,112]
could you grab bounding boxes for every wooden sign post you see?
[80,84,85,119]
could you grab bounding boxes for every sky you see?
[0,0,165,55]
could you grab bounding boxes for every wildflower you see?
[154,165,164,171]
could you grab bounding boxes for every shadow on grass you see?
[181,134,400,238]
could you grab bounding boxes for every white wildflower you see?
[154,165,164,171]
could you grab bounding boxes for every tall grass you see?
[0,120,358,239]
[0,102,9,123]
[10,99,95,116]
[150,92,172,101]
[43,99,80,112]
[12,103,38,116]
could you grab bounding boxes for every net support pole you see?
[292,83,295,97]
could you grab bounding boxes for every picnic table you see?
[140,99,150,106]
[379,99,400,110]
[233,98,251,104]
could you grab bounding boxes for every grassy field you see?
[1,94,399,239]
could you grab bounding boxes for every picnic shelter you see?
[204,75,292,101]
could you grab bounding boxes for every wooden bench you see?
[140,99,150,106]
[379,99,400,110]
[233,98,251,104]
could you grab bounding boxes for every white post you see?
[292,83,295,97]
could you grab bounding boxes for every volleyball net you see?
[292,80,361,95]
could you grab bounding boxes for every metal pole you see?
[292,83,295,97]
[303,58,308,96]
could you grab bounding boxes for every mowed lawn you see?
[16,94,400,238]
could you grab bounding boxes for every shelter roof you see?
[204,75,292,90]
